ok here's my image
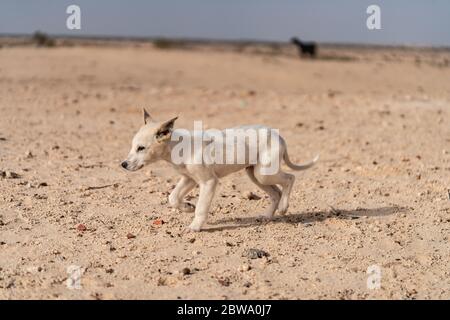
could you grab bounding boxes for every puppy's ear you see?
[155,117,178,141]
[143,108,153,124]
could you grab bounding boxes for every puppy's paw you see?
[186,222,202,233]
[180,202,196,213]
[277,202,289,215]
[257,212,275,222]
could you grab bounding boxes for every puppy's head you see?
[121,109,177,171]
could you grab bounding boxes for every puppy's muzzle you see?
[121,161,128,169]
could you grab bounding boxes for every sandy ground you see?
[0,42,449,299]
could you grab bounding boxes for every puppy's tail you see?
[283,151,319,171]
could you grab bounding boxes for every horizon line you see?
[1,32,450,50]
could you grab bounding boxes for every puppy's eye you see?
[136,146,145,152]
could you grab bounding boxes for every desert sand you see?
[0,39,449,299]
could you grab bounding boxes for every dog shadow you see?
[203,206,407,232]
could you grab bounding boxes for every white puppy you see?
[122,109,318,232]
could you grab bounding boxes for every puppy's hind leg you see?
[169,176,197,213]
[253,166,294,216]
[276,172,295,215]
[246,166,281,219]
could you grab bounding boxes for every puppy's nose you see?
[121,161,128,169]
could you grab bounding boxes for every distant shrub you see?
[270,43,282,54]
[32,31,55,47]
[152,38,184,50]
[234,42,250,53]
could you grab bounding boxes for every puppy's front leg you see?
[169,176,196,212]
[187,178,217,232]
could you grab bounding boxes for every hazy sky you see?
[1,0,449,46]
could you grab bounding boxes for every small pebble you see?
[76,224,87,232]
[181,267,191,275]
[152,219,164,225]
[243,248,270,259]
[245,192,261,200]
[0,171,20,179]
[239,264,251,272]
[218,277,231,287]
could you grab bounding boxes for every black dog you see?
[291,37,317,58]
